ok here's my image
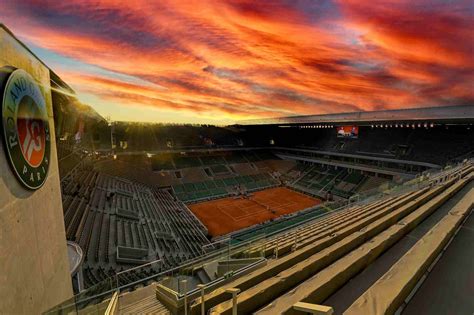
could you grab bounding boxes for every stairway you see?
[117,283,171,315]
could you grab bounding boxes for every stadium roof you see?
[239,105,474,125]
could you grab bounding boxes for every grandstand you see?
[42,104,474,315]
[47,160,473,314]
[61,164,211,289]
[172,173,279,203]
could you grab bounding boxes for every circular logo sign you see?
[1,68,50,190]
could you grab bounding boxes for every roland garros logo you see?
[1,68,50,190]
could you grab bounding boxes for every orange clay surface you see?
[188,187,321,237]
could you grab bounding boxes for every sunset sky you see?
[1,0,472,124]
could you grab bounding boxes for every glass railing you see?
[114,234,268,314]
[44,277,115,315]
[45,159,472,314]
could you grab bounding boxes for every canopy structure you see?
[239,105,474,125]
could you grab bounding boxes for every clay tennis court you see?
[188,187,321,237]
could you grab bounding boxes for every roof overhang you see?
[239,105,474,126]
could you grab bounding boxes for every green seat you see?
[174,156,202,168]
[224,177,238,186]
[184,183,196,192]
[205,181,217,189]
[197,191,209,199]
[243,175,253,183]
[246,182,257,190]
[214,179,226,187]
[344,171,364,185]
[251,174,260,181]
[210,164,229,173]
[177,193,188,201]
[173,185,185,193]
[236,176,247,184]
[212,187,227,196]
[194,182,207,190]
[299,180,311,188]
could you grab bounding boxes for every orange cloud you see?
[0,0,472,123]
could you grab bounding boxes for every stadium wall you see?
[0,25,73,313]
